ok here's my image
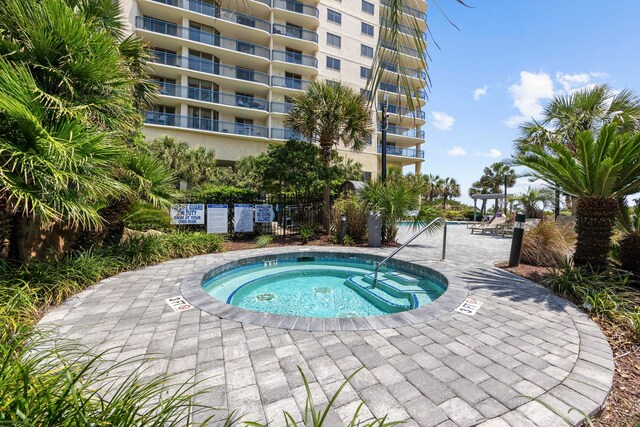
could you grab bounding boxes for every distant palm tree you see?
[440,178,461,209]
[515,124,640,269]
[426,174,442,202]
[514,187,554,219]
[478,162,516,211]
[468,182,491,217]
[285,82,373,230]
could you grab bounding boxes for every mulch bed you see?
[497,262,640,427]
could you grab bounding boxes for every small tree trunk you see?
[321,146,332,233]
[620,233,640,275]
[8,214,30,262]
[574,197,618,270]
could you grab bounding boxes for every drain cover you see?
[314,287,332,294]
[255,293,275,302]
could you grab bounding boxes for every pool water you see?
[202,257,446,318]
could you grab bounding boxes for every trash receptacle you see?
[368,211,381,247]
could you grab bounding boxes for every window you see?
[361,22,374,36]
[326,56,341,70]
[361,44,373,57]
[362,0,374,14]
[327,9,341,24]
[326,80,340,87]
[327,33,341,48]
[360,66,371,79]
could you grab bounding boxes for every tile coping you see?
[179,246,468,331]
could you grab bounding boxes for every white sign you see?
[455,298,483,316]
[255,204,275,223]
[234,204,254,232]
[170,204,205,225]
[165,296,193,312]
[207,204,228,234]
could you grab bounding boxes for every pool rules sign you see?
[170,204,205,225]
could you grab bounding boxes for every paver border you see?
[180,246,469,331]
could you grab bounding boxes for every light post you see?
[508,213,526,267]
[381,93,388,183]
[339,214,347,244]
[504,175,508,213]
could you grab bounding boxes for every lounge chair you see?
[479,216,508,235]
[469,216,499,234]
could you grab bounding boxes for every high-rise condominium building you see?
[119,0,427,179]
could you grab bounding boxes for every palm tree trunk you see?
[620,233,640,275]
[321,147,332,233]
[574,197,618,269]
[0,195,12,257]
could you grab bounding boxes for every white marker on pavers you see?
[455,298,483,316]
[165,296,193,312]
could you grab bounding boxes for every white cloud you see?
[473,85,488,101]
[556,71,609,93]
[431,111,455,130]
[475,148,503,158]
[506,71,555,128]
[445,146,467,156]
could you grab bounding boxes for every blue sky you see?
[412,0,640,205]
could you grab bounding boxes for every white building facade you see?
[119,0,427,178]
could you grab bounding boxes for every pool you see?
[202,255,447,318]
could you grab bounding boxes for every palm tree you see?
[515,124,640,269]
[616,200,640,275]
[516,84,640,154]
[440,177,461,209]
[285,82,373,230]
[514,187,554,219]
[478,162,516,211]
[0,0,159,259]
[425,174,442,202]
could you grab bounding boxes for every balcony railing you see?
[270,101,293,113]
[271,75,312,91]
[379,18,426,39]
[380,103,425,120]
[380,61,426,80]
[378,123,425,139]
[379,82,427,100]
[272,50,318,68]
[136,16,270,59]
[377,145,425,159]
[272,24,318,43]
[272,0,319,18]
[380,39,421,59]
[145,112,269,136]
[152,0,271,32]
[270,127,310,141]
[380,0,425,19]
[156,82,269,111]
[151,50,270,85]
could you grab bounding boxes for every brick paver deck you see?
[39,225,614,426]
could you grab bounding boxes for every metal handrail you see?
[372,217,447,288]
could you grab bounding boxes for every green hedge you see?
[184,185,259,204]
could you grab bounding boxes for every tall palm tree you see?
[426,174,442,202]
[285,82,373,230]
[478,162,516,210]
[516,84,640,154]
[514,187,554,219]
[515,124,640,269]
[440,177,461,209]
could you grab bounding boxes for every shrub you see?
[185,185,259,204]
[331,193,368,242]
[521,222,575,267]
[254,234,274,248]
[0,326,217,425]
[299,225,315,243]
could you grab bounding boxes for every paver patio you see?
[39,225,614,426]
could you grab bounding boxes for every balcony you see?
[378,123,425,139]
[151,50,270,86]
[272,0,319,27]
[379,39,422,60]
[271,101,293,114]
[136,16,270,65]
[271,127,310,141]
[272,24,318,50]
[377,145,425,159]
[379,81,427,100]
[380,61,426,81]
[271,76,313,91]
[145,112,269,137]
[380,103,425,120]
[272,50,318,73]
[156,82,269,112]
